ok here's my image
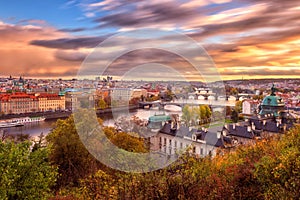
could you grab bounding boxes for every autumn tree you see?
[235,100,243,113]
[0,140,57,200]
[69,125,300,199]
[97,99,108,109]
[47,111,147,191]
[46,116,100,189]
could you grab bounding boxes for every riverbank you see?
[0,105,140,121]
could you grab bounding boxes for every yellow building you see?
[36,93,65,112]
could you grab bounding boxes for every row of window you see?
[158,136,206,156]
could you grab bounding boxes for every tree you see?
[97,99,107,109]
[47,112,147,190]
[225,106,232,116]
[254,125,300,199]
[80,170,118,200]
[253,95,263,100]
[230,87,238,95]
[235,101,242,113]
[231,109,239,123]
[0,141,57,200]
[71,125,300,199]
[46,116,100,189]
[182,105,192,125]
[194,105,212,124]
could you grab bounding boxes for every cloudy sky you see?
[0,0,299,80]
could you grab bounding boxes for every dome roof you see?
[261,95,284,107]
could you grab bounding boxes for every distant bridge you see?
[139,99,236,109]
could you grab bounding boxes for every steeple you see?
[270,83,276,96]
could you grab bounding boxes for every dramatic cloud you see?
[30,36,106,49]
[0,21,80,78]
[1,0,300,79]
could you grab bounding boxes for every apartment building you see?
[0,92,65,114]
[0,93,38,114]
[36,93,65,112]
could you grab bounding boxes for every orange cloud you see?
[0,21,81,78]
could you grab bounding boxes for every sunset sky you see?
[0,0,299,80]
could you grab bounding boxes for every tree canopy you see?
[0,140,57,200]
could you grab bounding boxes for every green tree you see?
[182,105,192,125]
[231,109,239,123]
[47,113,147,190]
[0,141,57,200]
[235,101,242,113]
[46,116,100,189]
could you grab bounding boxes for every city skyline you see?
[0,0,299,80]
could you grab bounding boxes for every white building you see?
[242,99,260,115]
[150,123,233,157]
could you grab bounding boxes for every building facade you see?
[0,93,38,114]
[0,92,65,114]
[150,122,234,158]
[36,93,65,112]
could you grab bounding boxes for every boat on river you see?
[0,121,24,128]
[6,116,46,124]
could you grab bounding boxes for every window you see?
[159,137,162,149]
[200,148,203,155]
[193,146,196,153]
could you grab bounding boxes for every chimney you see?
[276,122,279,127]
[224,124,228,129]
[247,126,251,132]
[192,134,196,141]
[263,120,266,125]
[251,122,255,130]
[222,130,227,136]
[233,123,236,129]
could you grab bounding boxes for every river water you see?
[1,104,225,137]
[0,108,182,137]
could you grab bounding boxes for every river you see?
[1,105,225,137]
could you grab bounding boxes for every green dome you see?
[259,84,285,117]
[261,95,284,107]
[148,114,171,122]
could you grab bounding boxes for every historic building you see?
[150,122,235,158]
[0,92,65,114]
[0,93,38,114]
[259,84,285,117]
[36,93,65,112]
[242,99,260,115]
